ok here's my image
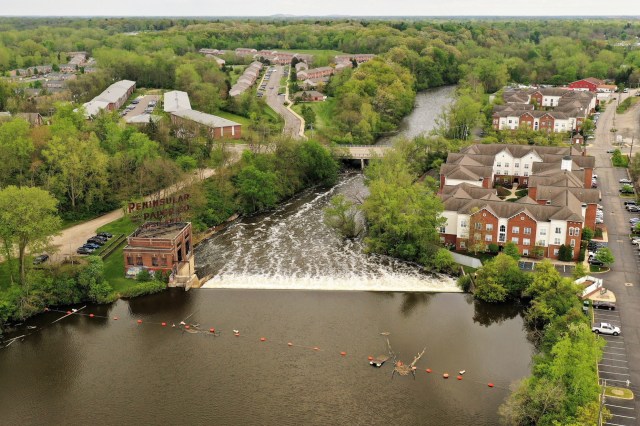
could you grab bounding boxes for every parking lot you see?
[122,94,160,119]
[593,307,637,426]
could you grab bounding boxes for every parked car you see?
[131,99,139,104]
[32,254,49,265]
[631,237,640,245]
[98,232,112,238]
[83,243,100,250]
[606,149,616,154]
[620,178,633,184]
[624,200,638,206]
[76,247,92,255]
[588,258,604,266]
[592,183,598,189]
[630,217,640,223]
[87,238,105,246]
[592,322,621,336]
[628,205,640,212]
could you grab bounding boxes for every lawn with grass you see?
[605,386,634,400]
[96,217,141,293]
[616,96,639,114]
[292,97,337,135]
[280,49,346,66]
[215,110,251,127]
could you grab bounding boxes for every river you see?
[377,85,456,146]
[0,86,535,426]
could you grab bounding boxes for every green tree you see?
[433,248,456,273]
[572,263,587,280]
[0,186,61,285]
[595,247,614,267]
[0,118,34,186]
[474,253,531,302]
[323,194,360,239]
[581,228,594,241]
[503,241,521,261]
[235,165,278,214]
[296,140,338,187]
[300,105,316,130]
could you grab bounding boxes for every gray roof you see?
[164,90,191,113]
[93,80,135,104]
[172,109,240,128]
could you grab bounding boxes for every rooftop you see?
[129,222,190,240]
[164,90,192,113]
[172,109,240,128]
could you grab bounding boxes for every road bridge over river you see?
[226,143,390,161]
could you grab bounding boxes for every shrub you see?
[118,280,166,298]
[581,228,594,241]
[137,269,153,282]
[457,274,473,292]
[594,228,603,238]
[558,244,574,261]
[488,243,499,254]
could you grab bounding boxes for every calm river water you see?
[0,85,535,425]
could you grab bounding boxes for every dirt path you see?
[49,168,217,262]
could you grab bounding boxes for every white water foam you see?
[201,273,461,293]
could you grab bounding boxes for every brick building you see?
[438,144,598,261]
[123,222,198,287]
[170,109,242,139]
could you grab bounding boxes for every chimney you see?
[561,155,572,172]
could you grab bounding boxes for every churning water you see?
[196,174,460,292]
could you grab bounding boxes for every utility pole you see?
[597,379,606,426]
[630,135,635,159]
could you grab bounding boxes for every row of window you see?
[126,256,169,267]
[454,223,576,237]
[496,162,530,169]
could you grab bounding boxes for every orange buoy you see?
[340,351,347,356]
[412,366,417,371]
[260,337,266,342]
[457,375,463,380]
[443,373,449,379]
[113,316,119,320]
[234,332,240,336]
[89,314,94,318]
[488,383,494,388]
[288,342,293,347]
[397,361,404,367]
[426,368,432,373]
[185,325,190,330]
[161,322,167,327]
[67,311,72,315]
[209,328,215,333]
[368,356,374,361]
[313,347,319,351]
[137,319,142,324]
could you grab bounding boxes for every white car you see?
[630,238,640,245]
[620,179,633,184]
[592,322,621,336]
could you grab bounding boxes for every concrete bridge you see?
[335,145,390,160]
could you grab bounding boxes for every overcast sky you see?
[2,0,640,17]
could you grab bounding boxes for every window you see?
[500,225,506,232]
[439,226,446,233]
[136,256,143,266]
[537,240,546,246]
[460,220,468,228]
[524,164,530,169]
[524,172,529,177]
[486,224,493,231]
[539,229,547,236]
[497,162,501,167]
[440,236,445,243]
[475,222,482,230]
[460,241,466,249]
[554,238,561,245]
[521,216,525,221]
[569,228,575,236]
[474,234,481,241]
[570,239,576,248]
[152,257,159,267]
[553,249,559,256]
[523,238,531,246]
[485,235,493,242]
[127,256,134,266]
[515,163,520,168]
[505,163,510,167]
[499,225,506,242]
[512,237,519,244]
[512,226,520,234]
[555,227,562,234]
[523,249,529,256]
[524,227,531,235]
[161,257,167,266]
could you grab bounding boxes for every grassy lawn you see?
[616,97,639,114]
[605,386,634,400]
[279,49,346,66]
[292,97,337,135]
[97,217,139,293]
[589,265,610,273]
[228,65,247,86]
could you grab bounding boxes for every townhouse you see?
[438,144,598,261]
[492,88,596,132]
[297,66,334,81]
[82,80,136,118]
[170,109,242,140]
[229,61,263,97]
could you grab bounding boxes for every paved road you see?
[590,88,640,423]
[262,65,303,139]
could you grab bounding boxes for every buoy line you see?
[2,309,506,391]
